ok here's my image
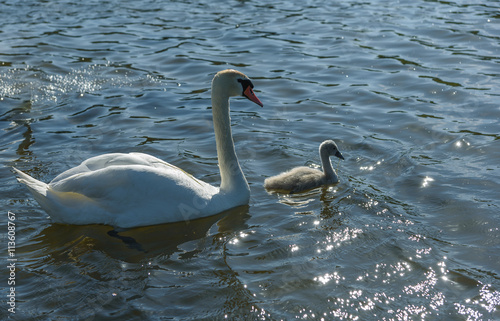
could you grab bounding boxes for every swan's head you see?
[213,69,263,107]
[320,140,345,160]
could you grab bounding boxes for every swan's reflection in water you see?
[18,206,252,319]
[27,205,250,262]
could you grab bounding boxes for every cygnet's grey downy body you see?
[264,140,344,194]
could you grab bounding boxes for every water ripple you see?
[2,0,499,319]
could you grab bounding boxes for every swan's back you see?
[264,166,327,194]
[15,153,221,227]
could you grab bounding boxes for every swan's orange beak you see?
[243,86,263,107]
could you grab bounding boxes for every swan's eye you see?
[237,78,254,92]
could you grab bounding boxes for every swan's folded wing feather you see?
[51,152,201,185]
[49,163,214,203]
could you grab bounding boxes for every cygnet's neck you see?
[320,148,338,182]
[211,87,249,194]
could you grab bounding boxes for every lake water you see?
[1,0,499,320]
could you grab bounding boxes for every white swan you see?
[264,140,344,194]
[14,69,263,228]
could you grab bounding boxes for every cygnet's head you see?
[212,69,263,107]
[320,140,345,160]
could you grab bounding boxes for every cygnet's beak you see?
[243,86,263,107]
[335,150,345,160]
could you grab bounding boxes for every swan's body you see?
[14,69,263,228]
[264,140,344,194]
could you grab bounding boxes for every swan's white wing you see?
[51,153,193,182]
[46,153,219,227]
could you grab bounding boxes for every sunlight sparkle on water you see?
[314,271,344,285]
[455,140,470,148]
[360,160,383,171]
[421,176,434,188]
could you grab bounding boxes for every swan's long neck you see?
[211,87,249,194]
[320,149,337,181]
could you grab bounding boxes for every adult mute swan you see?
[14,69,263,228]
[264,140,344,194]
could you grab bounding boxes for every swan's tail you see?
[13,167,109,225]
[13,167,52,210]
[13,167,49,194]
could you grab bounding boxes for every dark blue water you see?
[1,0,499,320]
